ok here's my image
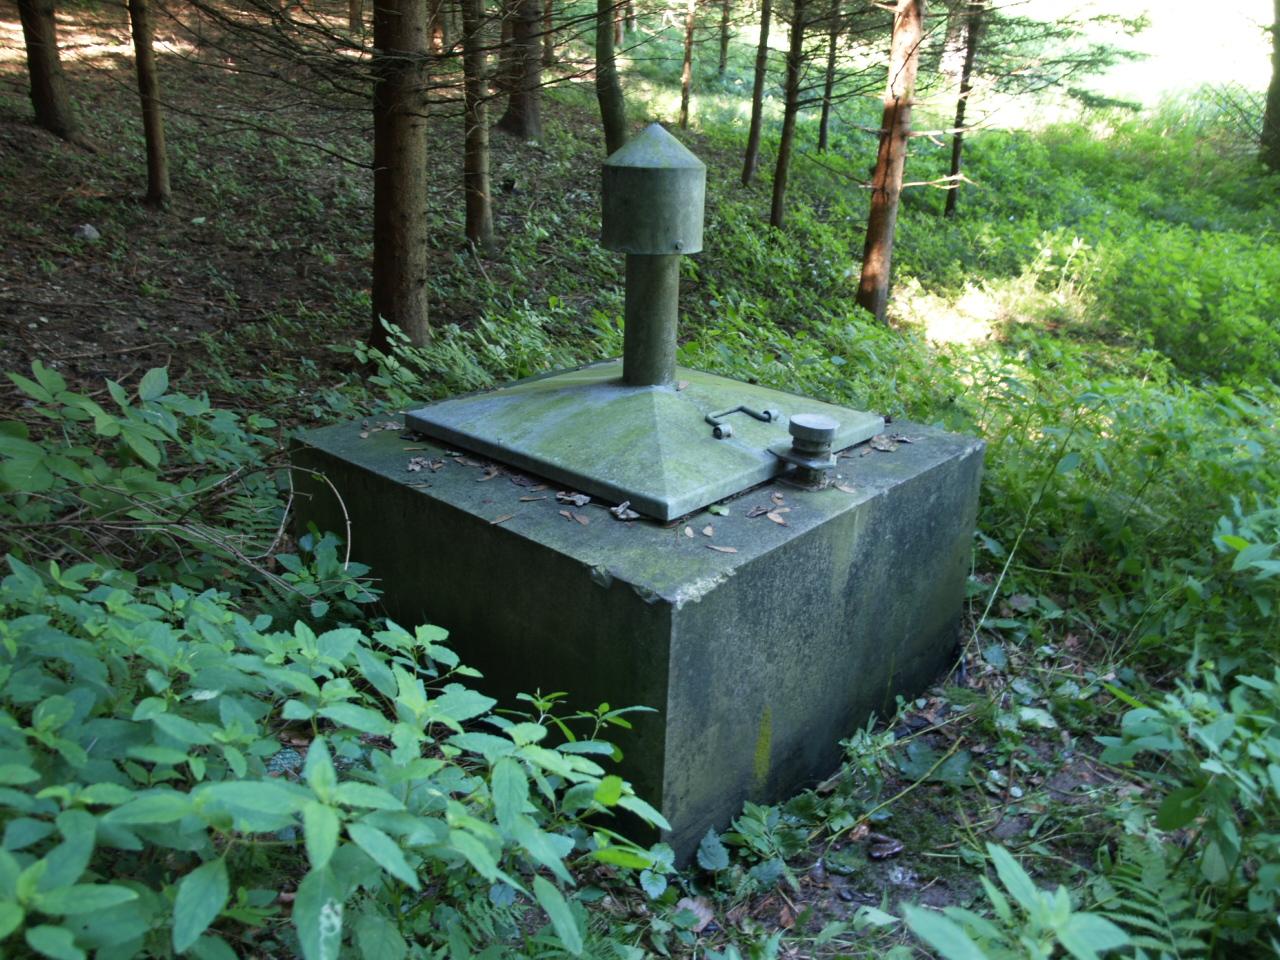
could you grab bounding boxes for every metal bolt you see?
[787,413,839,485]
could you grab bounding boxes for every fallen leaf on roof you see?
[490,514,514,525]
[683,526,694,538]
[701,525,714,537]
[707,545,738,554]
[573,512,589,526]
[610,501,640,521]
[520,495,547,502]
[708,504,729,516]
[766,511,788,526]
[556,491,591,507]
[676,380,690,391]
[747,505,770,518]
[836,483,858,494]
[455,456,487,467]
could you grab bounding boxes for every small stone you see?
[73,224,101,242]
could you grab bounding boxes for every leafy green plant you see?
[0,556,666,958]
[901,843,1129,959]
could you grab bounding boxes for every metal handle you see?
[705,405,782,439]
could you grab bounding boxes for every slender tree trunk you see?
[17,0,80,144]
[740,0,771,184]
[678,0,696,127]
[717,0,730,75]
[856,0,923,323]
[542,0,555,64]
[614,4,623,44]
[938,0,965,80]
[429,0,445,53]
[768,0,806,227]
[625,0,635,31]
[498,0,516,90]
[462,0,494,252]
[943,0,981,216]
[348,0,362,32]
[817,0,838,152]
[495,0,542,139]
[596,0,628,153]
[126,0,170,208]
[1263,0,1280,171]
[370,0,432,350]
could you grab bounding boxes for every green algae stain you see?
[752,705,773,793]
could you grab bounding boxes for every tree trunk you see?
[496,0,542,139]
[614,4,623,44]
[1263,0,1280,171]
[768,0,806,227]
[462,0,495,252]
[596,0,628,153]
[498,1,516,90]
[740,0,771,184]
[943,0,981,216]
[855,0,923,324]
[542,0,555,65]
[348,0,362,32]
[370,0,432,350]
[817,0,838,152]
[625,0,635,31]
[678,0,696,128]
[127,0,170,208]
[717,0,730,75]
[17,0,80,143]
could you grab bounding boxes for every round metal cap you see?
[788,413,839,443]
[602,124,706,255]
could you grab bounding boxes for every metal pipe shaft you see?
[623,253,680,386]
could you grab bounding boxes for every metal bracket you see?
[705,405,782,439]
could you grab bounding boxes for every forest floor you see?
[2,3,1276,957]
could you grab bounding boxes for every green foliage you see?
[901,844,1129,960]
[1093,838,1213,959]
[1098,667,1280,947]
[0,556,666,957]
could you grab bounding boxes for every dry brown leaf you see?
[556,491,591,507]
[746,505,770,518]
[490,514,514,525]
[477,468,500,482]
[707,544,738,554]
[402,446,427,451]
[676,380,690,391]
[766,511,788,526]
[675,897,714,933]
[683,526,694,538]
[558,510,573,521]
[771,492,786,505]
[835,483,858,494]
[573,512,589,526]
[358,431,370,439]
[519,495,547,502]
[701,525,714,537]
[610,500,641,521]
[778,904,796,929]
[456,456,487,467]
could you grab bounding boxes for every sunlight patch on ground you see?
[895,280,1000,345]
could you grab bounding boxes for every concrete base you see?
[293,420,983,860]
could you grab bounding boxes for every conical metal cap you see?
[602,124,706,255]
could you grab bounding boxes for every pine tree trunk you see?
[462,0,495,252]
[855,0,923,324]
[596,0,627,153]
[542,0,555,65]
[679,0,696,128]
[614,4,623,44]
[498,1,516,90]
[943,0,980,217]
[740,0,771,184]
[496,0,542,139]
[127,0,170,208]
[718,0,730,75]
[817,1,838,152]
[370,0,432,350]
[17,0,80,144]
[348,0,362,32]
[1263,0,1280,171]
[625,0,635,31]
[768,0,806,227]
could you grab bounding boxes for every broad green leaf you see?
[617,794,670,830]
[332,782,404,811]
[303,738,337,798]
[490,758,527,830]
[316,703,391,736]
[293,867,344,960]
[0,765,39,785]
[354,911,408,960]
[696,828,729,872]
[26,924,84,960]
[348,823,419,890]
[103,791,192,825]
[430,686,496,724]
[1155,786,1202,831]
[34,884,137,916]
[593,775,624,806]
[640,870,667,899]
[511,817,572,884]
[173,858,229,952]
[901,905,986,960]
[591,846,651,870]
[1058,913,1130,960]
[533,876,583,957]
[153,713,217,746]
[0,901,24,938]
[447,829,502,883]
[987,844,1041,913]
[303,802,341,870]
[137,367,169,402]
